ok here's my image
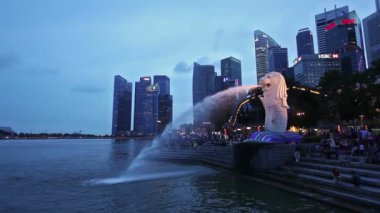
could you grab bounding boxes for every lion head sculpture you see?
[259,72,289,133]
[259,72,289,109]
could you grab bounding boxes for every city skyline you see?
[0,0,375,134]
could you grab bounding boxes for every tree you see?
[317,59,380,127]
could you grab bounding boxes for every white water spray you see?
[87,85,259,185]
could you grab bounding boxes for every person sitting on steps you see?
[352,171,361,187]
[332,168,340,184]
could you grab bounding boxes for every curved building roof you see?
[254,30,280,83]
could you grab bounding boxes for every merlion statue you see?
[259,72,289,133]
[246,72,301,143]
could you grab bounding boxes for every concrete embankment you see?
[151,144,235,169]
[151,142,296,171]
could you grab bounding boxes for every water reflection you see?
[0,140,345,212]
[108,139,150,171]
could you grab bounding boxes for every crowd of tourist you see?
[307,127,380,187]
[314,128,380,163]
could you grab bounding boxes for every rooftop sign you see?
[318,54,339,59]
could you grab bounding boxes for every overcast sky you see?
[0,0,375,134]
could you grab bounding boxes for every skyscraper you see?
[139,84,159,135]
[134,76,152,134]
[363,0,380,67]
[112,75,132,136]
[293,53,342,88]
[315,6,349,53]
[154,75,173,134]
[254,30,280,83]
[325,10,366,73]
[157,94,172,134]
[192,62,215,125]
[221,57,242,86]
[268,47,289,74]
[296,28,315,56]
[214,75,224,94]
[154,75,170,96]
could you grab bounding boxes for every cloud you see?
[173,61,192,73]
[196,56,210,65]
[0,54,20,72]
[71,86,106,94]
[0,53,59,77]
[173,56,212,74]
[22,67,60,76]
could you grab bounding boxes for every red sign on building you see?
[341,19,356,25]
[326,22,337,31]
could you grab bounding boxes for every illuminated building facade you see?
[363,0,380,67]
[315,6,349,54]
[140,84,160,135]
[154,75,172,134]
[293,54,342,88]
[157,94,172,134]
[134,76,157,135]
[296,28,315,57]
[221,57,242,86]
[325,11,366,73]
[112,75,132,136]
[254,30,280,83]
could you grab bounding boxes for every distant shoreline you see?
[0,135,155,141]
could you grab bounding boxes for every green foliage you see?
[287,82,320,128]
[317,59,380,126]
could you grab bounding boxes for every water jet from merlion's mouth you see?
[87,85,259,185]
[126,85,260,171]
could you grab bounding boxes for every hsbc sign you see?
[318,54,339,59]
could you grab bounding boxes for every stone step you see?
[319,187,380,209]
[286,166,380,189]
[307,152,369,162]
[263,170,380,210]
[295,173,380,198]
[255,172,379,212]
[301,157,380,172]
[295,162,380,179]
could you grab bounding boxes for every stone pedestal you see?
[234,143,295,172]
